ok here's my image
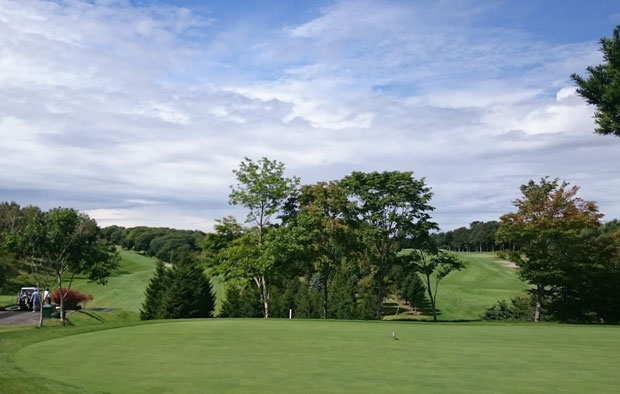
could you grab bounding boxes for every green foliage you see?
[103,226,205,264]
[140,260,170,320]
[403,250,465,321]
[481,296,536,321]
[341,171,437,319]
[224,157,300,318]
[395,272,426,309]
[572,25,620,137]
[497,178,603,322]
[328,269,358,320]
[160,254,215,319]
[431,221,502,252]
[219,284,262,318]
[229,157,299,231]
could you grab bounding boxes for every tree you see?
[14,208,118,325]
[293,181,356,319]
[0,202,27,294]
[496,178,602,322]
[404,250,464,321]
[341,171,437,319]
[140,260,169,320]
[571,25,620,137]
[160,253,215,319]
[227,157,299,318]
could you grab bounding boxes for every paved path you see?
[0,310,40,325]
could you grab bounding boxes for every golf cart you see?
[16,287,38,311]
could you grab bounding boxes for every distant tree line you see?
[430,221,518,252]
[101,226,205,264]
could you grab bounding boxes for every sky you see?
[1,0,619,232]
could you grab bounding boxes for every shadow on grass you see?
[67,310,105,325]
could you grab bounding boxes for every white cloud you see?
[0,0,618,232]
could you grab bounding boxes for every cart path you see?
[0,310,40,325]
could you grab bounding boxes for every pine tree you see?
[328,270,358,319]
[140,260,169,320]
[220,285,243,317]
[160,253,215,319]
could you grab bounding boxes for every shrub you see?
[52,288,93,310]
[481,296,535,321]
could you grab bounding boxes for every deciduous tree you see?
[496,178,602,322]
[341,171,437,319]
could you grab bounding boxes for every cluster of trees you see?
[101,226,204,264]
[0,202,118,326]
[203,157,464,321]
[140,254,215,320]
[497,178,620,323]
[431,221,506,252]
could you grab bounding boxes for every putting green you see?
[15,320,620,393]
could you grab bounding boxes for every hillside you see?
[71,250,225,314]
[71,250,157,312]
[70,250,524,321]
[386,252,526,321]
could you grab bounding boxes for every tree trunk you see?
[254,276,270,319]
[534,284,543,322]
[322,275,328,319]
[424,272,437,321]
[58,272,66,326]
[375,277,383,320]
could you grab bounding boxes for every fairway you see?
[15,320,620,394]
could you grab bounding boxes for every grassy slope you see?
[10,319,620,394]
[434,252,526,320]
[71,250,157,312]
[71,250,224,314]
[388,252,526,321]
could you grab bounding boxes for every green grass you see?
[389,252,526,321]
[0,294,15,308]
[434,252,526,320]
[69,250,225,315]
[70,250,157,312]
[6,319,620,394]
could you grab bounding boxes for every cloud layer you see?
[0,0,619,231]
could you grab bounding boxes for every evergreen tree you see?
[328,270,358,319]
[238,284,263,317]
[220,283,262,318]
[140,260,169,320]
[294,282,311,318]
[160,253,215,319]
[220,285,243,317]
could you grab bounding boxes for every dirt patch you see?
[496,258,518,269]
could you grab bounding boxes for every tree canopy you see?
[572,25,620,137]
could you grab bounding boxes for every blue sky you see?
[0,0,619,231]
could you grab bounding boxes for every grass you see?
[70,250,157,312]
[433,252,526,320]
[0,294,15,308]
[387,252,526,321]
[5,319,620,394]
[69,250,225,315]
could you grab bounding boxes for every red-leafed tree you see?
[497,178,602,322]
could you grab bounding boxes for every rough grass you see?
[8,319,620,394]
